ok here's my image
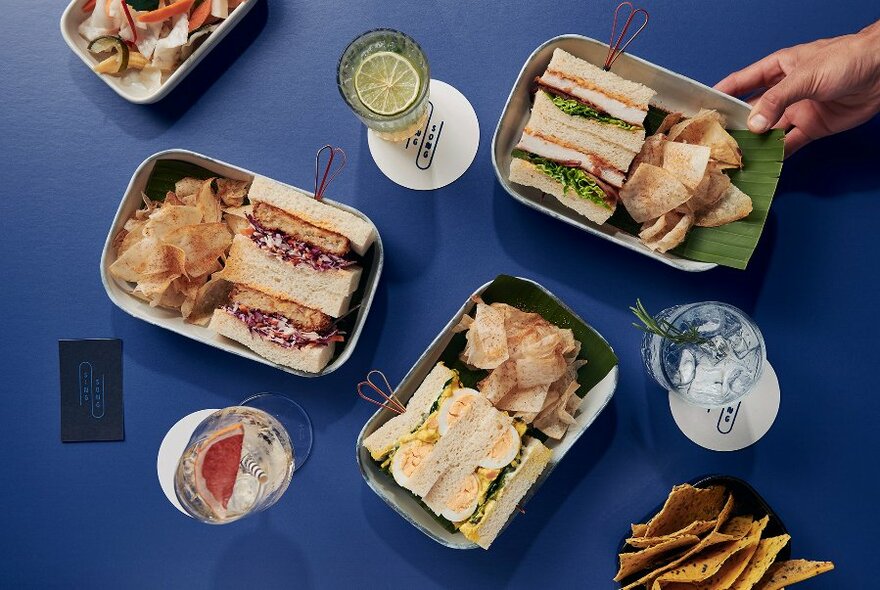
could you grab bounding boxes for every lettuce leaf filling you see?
[545,91,637,130]
[512,149,611,210]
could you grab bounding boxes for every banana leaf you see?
[438,275,618,400]
[143,159,216,202]
[608,107,785,270]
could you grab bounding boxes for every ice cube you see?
[701,336,731,363]
[693,306,725,337]
[687,356,727,404]
[724,363,753,396]
[673,349,696,387]
[227,473,259,515]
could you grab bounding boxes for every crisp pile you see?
[616,484,834,589]
[621,110,753,253]
[109,175,249,323]
[456,299,586,439]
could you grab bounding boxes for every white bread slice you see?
[509,158,615,225]
[405,395,497,498]
[533,90,645,155]
[217,235,360,318]
[249,175,376,255]
[209,309,335,374]
[422,409,512,516]
[540,48,655,126]
[460,437,552,549]
[363,364,457,461]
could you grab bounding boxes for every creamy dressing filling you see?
[247,215,355,271]
[223,303,341,349]
[539,71,648,126]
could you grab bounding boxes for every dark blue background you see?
[2,1,877,587]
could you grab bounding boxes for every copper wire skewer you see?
[314,145,347,201]
[357,370,406,415]
[603,1,649,71]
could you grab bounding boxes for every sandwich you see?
[510,48,656,225]
[209,283,342,374]
[363,363,552,549]
[210,175,377,373]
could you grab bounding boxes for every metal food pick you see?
[603,1,649,71]
[314,145,346,201]
[357,370,406,415]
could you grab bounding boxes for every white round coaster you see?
[156,408,218,516]
[367,79,480,190]
[669,362,780,452]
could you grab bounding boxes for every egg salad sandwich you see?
[210,175,376,373]
[510,48,656,225]
[363,363,552,549]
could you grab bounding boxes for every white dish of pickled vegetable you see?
[60,0,258,104]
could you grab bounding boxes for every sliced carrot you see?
[188,0,212,31]
[83,0,96,11]
[137,0,196,23]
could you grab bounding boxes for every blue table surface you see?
[3,1,878,588]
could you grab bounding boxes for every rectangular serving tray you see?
[60,0,259,104]
[492,34,758,272]
[356,277,618,549]
[100,149,384,378]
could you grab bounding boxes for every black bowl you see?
[615,475,791,586]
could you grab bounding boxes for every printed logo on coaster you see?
[368,79,480,190]
[669,362,780,452]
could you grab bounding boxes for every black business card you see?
[59,339,124,442]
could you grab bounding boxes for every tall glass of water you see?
[640,302,766,408]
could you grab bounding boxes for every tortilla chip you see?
[752,559,834,590]
[670,517,768,590]
[641,210,694,254]
[626,520,717,548]
[644,485,728,538]
[461,301,509,369]
[175,177,204,199]
[477,360,517,404]
[656,112,684,135]
[109,239,186,283]
[215,178,250,207]
[141,205,203,240]
[194,178,222,223]
[669,111,742,169]
[496,384,550,414]
[622,494,736,590]
[728,535,792,590]
[631,523,648,537]
[696,184,753,227]
[619,163,691,223]
[639,215,671,242]
[162,222,232,278]
[515,354,567,389]
[184,276,233,325]
[631,134,667,170]
[687,167,732,214]
[615,535,701,582]
[662,142,711,191]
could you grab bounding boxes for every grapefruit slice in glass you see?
[194,423,244,518]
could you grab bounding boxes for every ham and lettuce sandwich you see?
[510,48,656,225]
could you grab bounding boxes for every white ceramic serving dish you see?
[60,0,259,104]
[100,149,384,377]
[356,278,618,548]
[492,35,757,272]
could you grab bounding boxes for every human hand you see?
[715,21,880,156]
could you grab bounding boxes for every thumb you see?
[748,70,816,133]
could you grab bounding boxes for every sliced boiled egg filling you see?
[478,423,521,470]
[441,473,481,523]
[390,440,434,489]
[438,388,480,435]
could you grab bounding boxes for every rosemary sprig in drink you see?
[630,300,707,345]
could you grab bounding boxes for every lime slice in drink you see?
[354,51,421,116]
